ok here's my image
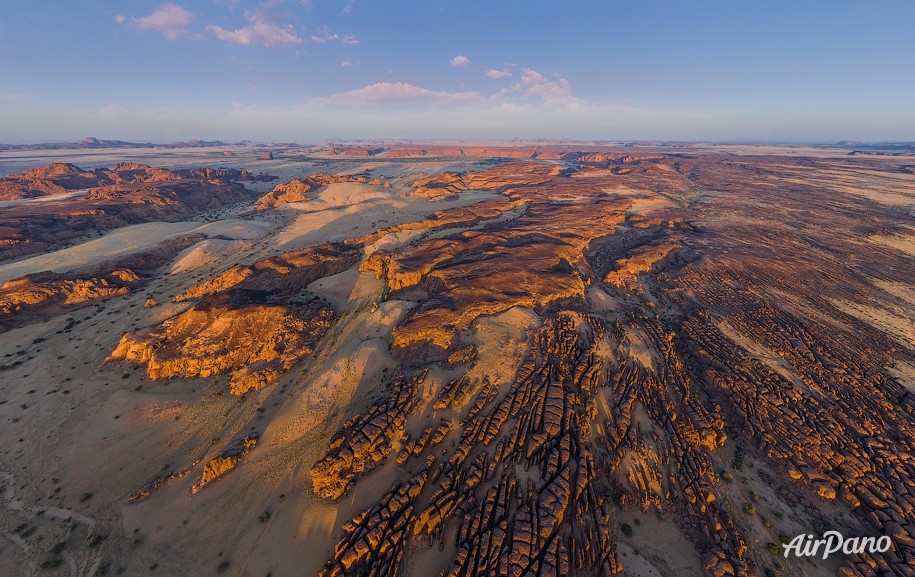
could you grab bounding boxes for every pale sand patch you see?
[868,229,915,257]
[272,179,504,252]
[169,238,251,274]
[273,203,383,249]
[139,400,187,423]
[888,360,915,393]
[145,301,192,323]
[292,182,391,211]
[616,543,663,577]
[622,325,657,373]
[465,306,541,388]
[0,189,86,207]
[308,268,394,310]
[873,279,915,306]
[616,511,704,577]
[587,285,620,312]
[355,300,416,341]
[262,267,405,446]
[0,221,201,283]
[193,218,272,240]
[830,298,915,350]
[264,339,391,446]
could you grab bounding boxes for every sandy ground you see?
[0,222,202,283]
[869,228,915,257]
[0,190,87,207]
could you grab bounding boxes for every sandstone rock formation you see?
[255,174,364,209]
[192,435,259,493]
[109,293,333,394]
[0,162,264,262]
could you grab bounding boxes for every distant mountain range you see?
[0,137,230,151]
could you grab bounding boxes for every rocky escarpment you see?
[110,242,360,394]
[0,162,274,201]
[109,292,334,395]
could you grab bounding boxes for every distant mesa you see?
[325,144,669,165]
[0,162,273,202]
[0,137,231,152]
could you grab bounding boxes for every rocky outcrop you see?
[310,372,426,500]
[174,243,360,302]
[254,174,361,209]
[363,162,635,350]
[0,162,260,262]
[108,294,334,394]
[604,240,680,289]
[111,239,359,394]
[312,313,739,577]
[305,153,915,577]
[0,163,107,199]
[192,435,258,493]
[0,162,270,201]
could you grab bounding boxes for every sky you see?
[1,1,913,143]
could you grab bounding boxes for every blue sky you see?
[1,1,913,142]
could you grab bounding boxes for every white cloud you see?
[115,14,126,24]
[451,54,470,67]
[484,68,511,80]
[310,24,339,43]
[493,68,580,106]
[341,59,352,67]
[341,1,355,15]
[343,33,359,45]
[319,82,481,108]
[207,13,303,46]
[99,104,128,121]
[132,3,193,40]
